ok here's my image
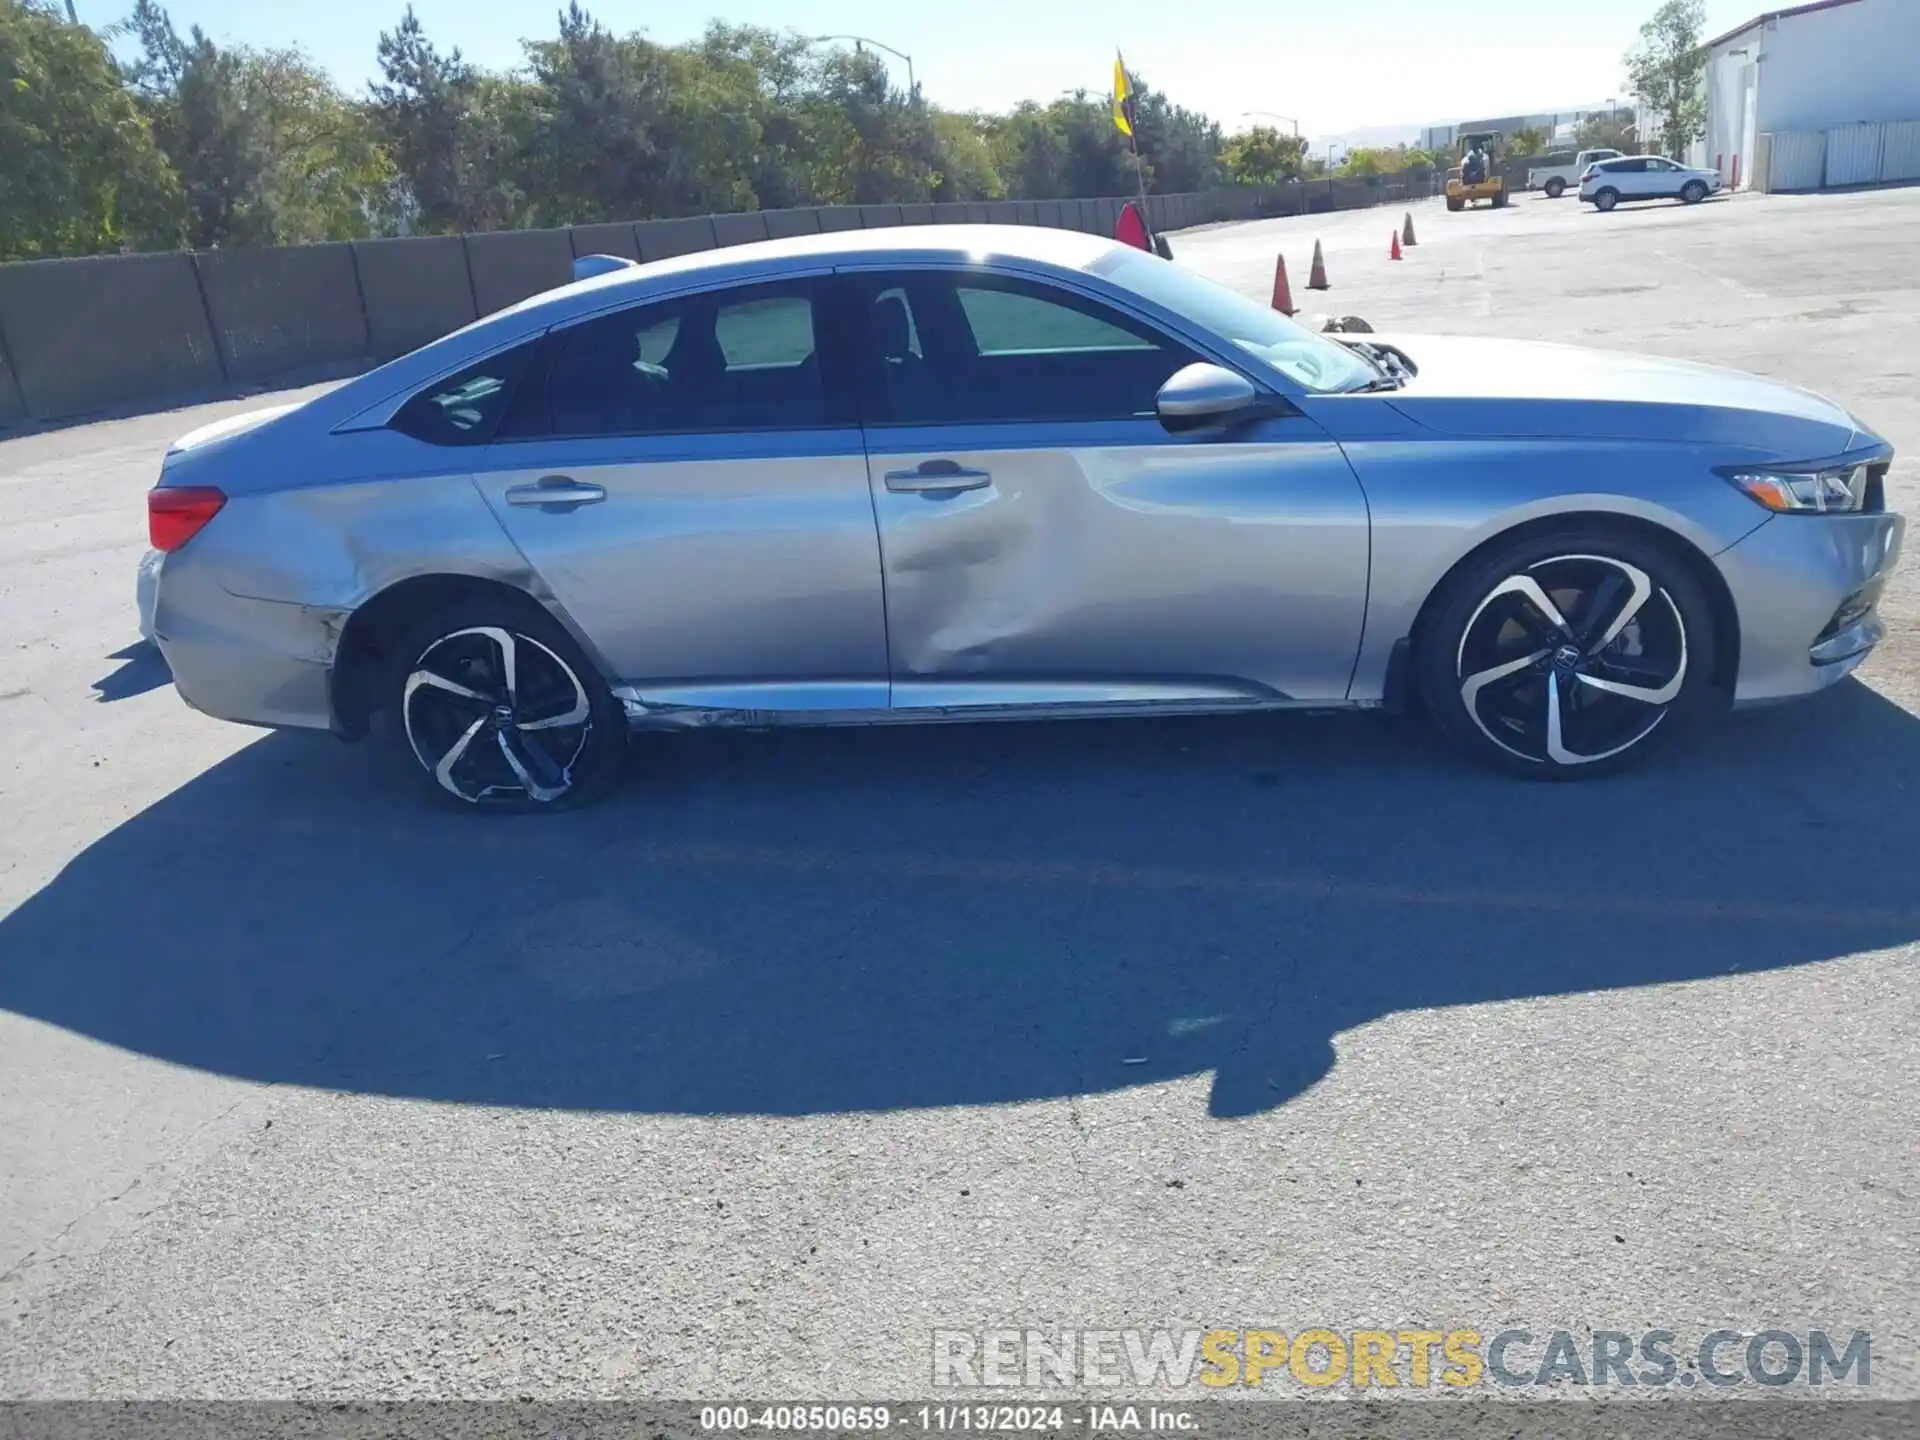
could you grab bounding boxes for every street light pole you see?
[809,34,916,100]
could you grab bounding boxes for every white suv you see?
[1580,155,1725,212]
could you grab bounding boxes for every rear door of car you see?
[467,276,889,710]
[839,264,1371,708]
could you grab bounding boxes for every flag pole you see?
[1115,52,1155,248]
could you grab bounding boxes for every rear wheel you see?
[1593,187,1619,212]
[386,598,626,811]
[1492,188,1509,208]
[1544,177,1566,199]
[1681,179,1709,204]
[1446,195,1465,212]
[1416,529,1718,779]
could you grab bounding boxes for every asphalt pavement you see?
[2,186,1917,1401]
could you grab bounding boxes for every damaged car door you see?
[845,267,1370,709]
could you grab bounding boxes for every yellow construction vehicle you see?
[1445,131,1509,211]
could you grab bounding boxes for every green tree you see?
[1575,111,1638,153]
[1507,126,1546,157]
[1624,0,1707,158]
[0,0,181,258]
[1220,125,1305,185]
[372,6,523,232]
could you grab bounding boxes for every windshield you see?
[1089,248,1379,393]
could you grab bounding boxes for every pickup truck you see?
[1526,149,1623,199]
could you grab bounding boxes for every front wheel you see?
[1416,531,1719,779]
[1593,187,1619,212]
[386,597,627,810]
[1544,178,1566,199]
[1446,195,1465,212]
[1681,180,1709,204]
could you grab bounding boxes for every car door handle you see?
[883,462,992,494]
[505,476,606,508]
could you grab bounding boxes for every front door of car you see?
[470,277,889,710]
[1642,158,1686,195]
[843,268,1370,708]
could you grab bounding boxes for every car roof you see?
[538,223,1116,311]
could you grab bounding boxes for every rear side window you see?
[391,343,537,446]
[538,281,834,438]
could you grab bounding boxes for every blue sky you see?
[94,0,1765,138]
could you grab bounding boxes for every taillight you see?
[148,486,226,551]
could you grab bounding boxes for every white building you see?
[1703,0,1920,189]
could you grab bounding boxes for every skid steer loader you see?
[1445,131,1508,212]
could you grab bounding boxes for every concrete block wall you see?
[0,174,1438,425]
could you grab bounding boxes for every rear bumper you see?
[1717,509,1905,706]
[151,553,342,732]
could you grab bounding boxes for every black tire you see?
[1681,179,1709,204]
[384,595,626,811]
[1492,188,1509,208]
[1593,187,1619,212]
[1446,195,1465,212]
[1544,177,1566,199]
[1415,528,1720,780]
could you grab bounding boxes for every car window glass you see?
[861,274,1196,425]
[542,283,826,436]
[391,344,535,446]
[875,287,922,357]
[955,287,1158,356]
[716,294,815,369]
[1090,246,1378,393]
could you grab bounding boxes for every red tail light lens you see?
[148,486,226,552]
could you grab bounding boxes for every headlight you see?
[1722,463,1870,513]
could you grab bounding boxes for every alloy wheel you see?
[402,625,593,804]
[1455,554,1688,767]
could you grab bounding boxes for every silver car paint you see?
[472,429,889,701]
[866,416,1368,705]
[144,225,1902,739]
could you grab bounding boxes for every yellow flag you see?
[1112,52,1135,138]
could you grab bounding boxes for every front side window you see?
[855,272,1197,425]
[1090,247,1378,393]
[539,281,829,438]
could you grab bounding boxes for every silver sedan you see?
[143,225,1903,807]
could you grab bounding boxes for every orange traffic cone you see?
[1270,254,1296,315]
[1307,239,1329,290]
[1401,211,1418,246]
[1390,230,1402,261]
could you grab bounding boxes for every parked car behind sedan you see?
[142,225,1900,809]
[1581,155,1725,211]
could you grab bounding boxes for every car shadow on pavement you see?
[90,642,172,702]
[4,679,1919,1120]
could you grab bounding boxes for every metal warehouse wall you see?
[1758,0,1920,134]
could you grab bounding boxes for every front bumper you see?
[1716,509,1905,705]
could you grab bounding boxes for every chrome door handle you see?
[883,462,992,494]
[505,476,606,508]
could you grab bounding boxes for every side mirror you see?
[1155,362,1269,432]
